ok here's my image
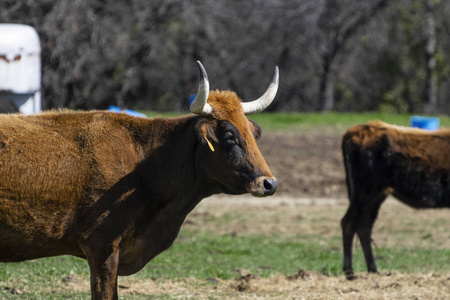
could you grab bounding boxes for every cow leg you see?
[356,197,385,274]
[342,191,387,277]
[84,242,120,300]
[341,203,357,278]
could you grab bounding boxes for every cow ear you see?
[249,120,262,140]
[198,122,218,152]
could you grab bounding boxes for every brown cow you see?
[341,120,450,279]
[0,61,279,299]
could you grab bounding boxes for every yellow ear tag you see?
[202,133,215,152]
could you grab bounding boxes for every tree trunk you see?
[319,59,335,112]
[422,0,438,114]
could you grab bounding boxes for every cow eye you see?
[223,131,237,145]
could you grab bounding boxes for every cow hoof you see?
[345,272,357,280]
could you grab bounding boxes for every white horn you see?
[190,61,212,115]
[241,66,279,115]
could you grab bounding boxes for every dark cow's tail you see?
[342,131,356,203]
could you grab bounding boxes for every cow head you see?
[191,61,278,197]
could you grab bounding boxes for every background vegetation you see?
[2,0,450,114]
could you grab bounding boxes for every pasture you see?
[1,113,449,299]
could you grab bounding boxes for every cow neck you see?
[136,115,214,208]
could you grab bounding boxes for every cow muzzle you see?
[248,176,278,197]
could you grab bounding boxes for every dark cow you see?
[341,120,450,278]
[0,61,279,299]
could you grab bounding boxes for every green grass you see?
[142,229,450,278]
[248,112,414,130]
[250,112,450,131]
[0,256,90,299]
[1,230,448,285]
[140,232,342,279]
[140,111,450,131]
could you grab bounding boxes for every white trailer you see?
[0,24,41,114]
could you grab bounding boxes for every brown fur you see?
[341,121,450,278]
[344,121,450,169]
[206,91,271,176]
[0,93,277,299]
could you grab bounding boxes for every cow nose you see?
[248,176,278,197]
[263,177,278,195]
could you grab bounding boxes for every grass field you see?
[142,111,450,131]
[0,112,449,299]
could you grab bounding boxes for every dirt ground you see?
[257,128,347,198]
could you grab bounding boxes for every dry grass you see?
[56,271,450,299]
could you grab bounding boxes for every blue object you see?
[108,105,122,113]
[109,105,147,118]
[410,116,440,131]
[124,109,147,118]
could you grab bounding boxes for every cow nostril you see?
[263,178,278,194]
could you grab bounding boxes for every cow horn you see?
[190,61,212,115]
[241,66,279,115]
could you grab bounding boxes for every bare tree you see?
[3,0,450,113]
[317,0,390,112]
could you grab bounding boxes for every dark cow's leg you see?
[356,197,385,274]
[341,203,357,278]
[342,190,387,278]
[84,242,120,300]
